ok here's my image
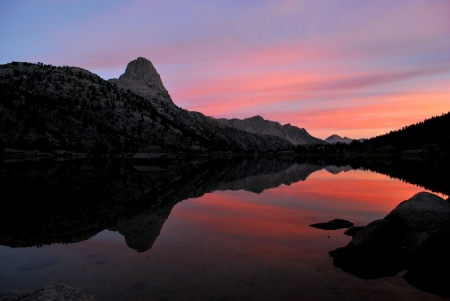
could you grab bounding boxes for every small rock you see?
[310,219,354,230]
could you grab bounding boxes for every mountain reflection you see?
[0,157,448,253]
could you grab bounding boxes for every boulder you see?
[385,192,450,232]
[349,219,403,250]
[401,231,436,254]
[310,219,354,230]
[0,283,96,301]
[330,219,406,279]
[406,230,450,267]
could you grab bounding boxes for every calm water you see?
[0,158,448,300]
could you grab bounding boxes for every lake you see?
[0,157,448,300]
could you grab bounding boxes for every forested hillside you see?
[0,60,292,154]
[365,112,450,151]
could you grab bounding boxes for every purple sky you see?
[1,0,449,139]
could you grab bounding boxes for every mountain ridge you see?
[0,58,295,154]
[218,115,324,145]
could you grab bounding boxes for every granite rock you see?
[0,284,96,301]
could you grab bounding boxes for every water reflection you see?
[0,158,447,252]
[0,157,449,300]
[0,158,324,250]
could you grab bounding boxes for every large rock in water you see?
[329,219,406,279]
[329,192,450,296]
[385,192,450,232]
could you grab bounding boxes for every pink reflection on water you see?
[169,168,447,261]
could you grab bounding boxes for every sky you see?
[1,1,449,139]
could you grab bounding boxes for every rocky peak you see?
[109,57,171,104]
[120,57,164,88]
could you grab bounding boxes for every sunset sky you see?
[1,1,449,139]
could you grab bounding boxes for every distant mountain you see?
[0,58,292,154]
[217,115,324,145]
[325,134,353,144]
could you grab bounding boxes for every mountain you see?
[0,58,292,154]
[325,134,353,144]
[217,115,324,145]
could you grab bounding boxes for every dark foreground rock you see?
[384,192,450,232]
[310,219,354,230]
[0,284,96,301]
[330,219,405,279]
[329,191,450,297]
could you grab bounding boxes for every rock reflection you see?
[108,205,172,253]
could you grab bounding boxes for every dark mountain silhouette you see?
[0,58,292,154]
